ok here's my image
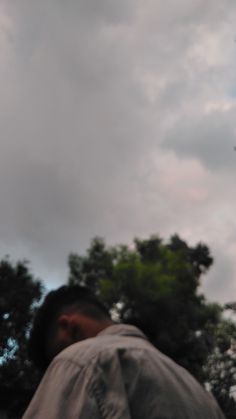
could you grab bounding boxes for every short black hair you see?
[28,285,110,371]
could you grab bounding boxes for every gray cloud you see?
[202,246,236,303]
[0,1,236,301]
[163,110,236,170]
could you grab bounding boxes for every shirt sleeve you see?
[22,358,101,419]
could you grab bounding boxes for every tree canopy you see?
[68,235,219,378]
[68,235,236,417]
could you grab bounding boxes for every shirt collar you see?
[98,323,148,341]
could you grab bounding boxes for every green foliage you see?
[68,234,236,417]
[204,318,236,418]
[69,237,114,292]
[167,234,213,278]
[68,235,221,381]
[0,258,43,418]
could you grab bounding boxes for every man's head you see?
[28,285,112,371]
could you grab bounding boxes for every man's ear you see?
[58,314,83,341]
[58,314,71,331]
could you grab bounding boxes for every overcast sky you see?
[0,0,236,303]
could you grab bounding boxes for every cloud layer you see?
[0,0,236,301]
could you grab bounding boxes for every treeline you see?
[0,234,236,418]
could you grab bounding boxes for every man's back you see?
[23,324,225,419]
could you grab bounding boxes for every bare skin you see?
[46,310,113,365]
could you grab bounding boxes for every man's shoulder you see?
[53,324,153,368]
[47,324,225,418]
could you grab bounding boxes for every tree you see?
[0,258,43,418]
[203,317,236,419]
[68,235,236,417]
[68,235,221,382]
[70,233,236,417]
[69,237,114,293]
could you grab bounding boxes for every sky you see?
[0,0,236,303]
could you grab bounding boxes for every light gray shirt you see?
[23,324,225,419]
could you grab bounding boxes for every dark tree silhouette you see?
[0,258,43,418]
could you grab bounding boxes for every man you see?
[23,285,225,418]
